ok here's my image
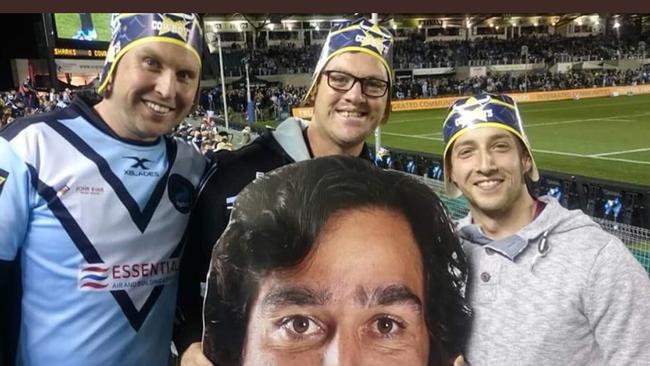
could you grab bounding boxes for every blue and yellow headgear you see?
[304,18,394,105]
[442,93,539,198]
[97,13,203,94]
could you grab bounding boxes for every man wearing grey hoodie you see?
[441,93,650,365]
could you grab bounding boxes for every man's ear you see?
[102,76,114,98]
[521,153,533,175]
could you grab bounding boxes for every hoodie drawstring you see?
[530,230,550,273]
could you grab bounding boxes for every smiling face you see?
[95,42,200,142]
[449,126,533,216]
[241,207,429,366]
[309,52,389,152]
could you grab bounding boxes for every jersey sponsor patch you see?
[78,258,180,291]
[168,173,194,214]
[0,168,8,197]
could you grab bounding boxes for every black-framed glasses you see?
[321,70,389,97]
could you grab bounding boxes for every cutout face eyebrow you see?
[261,286,332,313]
[260,283,422,314]
[354,284,423,310]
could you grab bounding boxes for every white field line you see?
[525,112,650,128]
[531,149,650,165]
[389,111,649,128]
[603,116,638,122]
[381,133,650,165]
[590,147,650,157]
[383,132,443,141]
[417,132,443,137]
[523,98,650,113]
[390,117,441,124]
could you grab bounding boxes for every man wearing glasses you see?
[175,18,395,364]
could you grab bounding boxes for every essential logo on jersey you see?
[123,156,160,177]
[79,266,110,289]
[78,258,180,292]
[168,173,194,214]
[0,168,8,197]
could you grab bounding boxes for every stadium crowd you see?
[0,82,75,128]
[393,66,650,99]
[219,33,650,77]
[4,64,650,133]
[393,33,649,69]
[196,65,650,118]
[199,84,306,121]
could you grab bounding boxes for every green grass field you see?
[379,94,650,187]
[53,13,111,42]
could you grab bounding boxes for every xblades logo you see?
[123,156,160,177]
[123,156,153,170]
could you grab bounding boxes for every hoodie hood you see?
[457,196,602,261]
[270,117,312,163]
[268,117,373,163]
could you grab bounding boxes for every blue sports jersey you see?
[0,98,206,365]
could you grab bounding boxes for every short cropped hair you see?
[203,155,471,365]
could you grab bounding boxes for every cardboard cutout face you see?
[201,156,470,366]
[240,208,429,366]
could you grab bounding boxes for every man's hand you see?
[179,342,213,366]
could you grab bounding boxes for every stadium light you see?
[592,15,600,25]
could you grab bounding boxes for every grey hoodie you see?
[457,196,650,366]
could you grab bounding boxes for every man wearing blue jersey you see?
[0,13,207,366]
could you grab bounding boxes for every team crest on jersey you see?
[0,168,7,197]
[168,173,194,214]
